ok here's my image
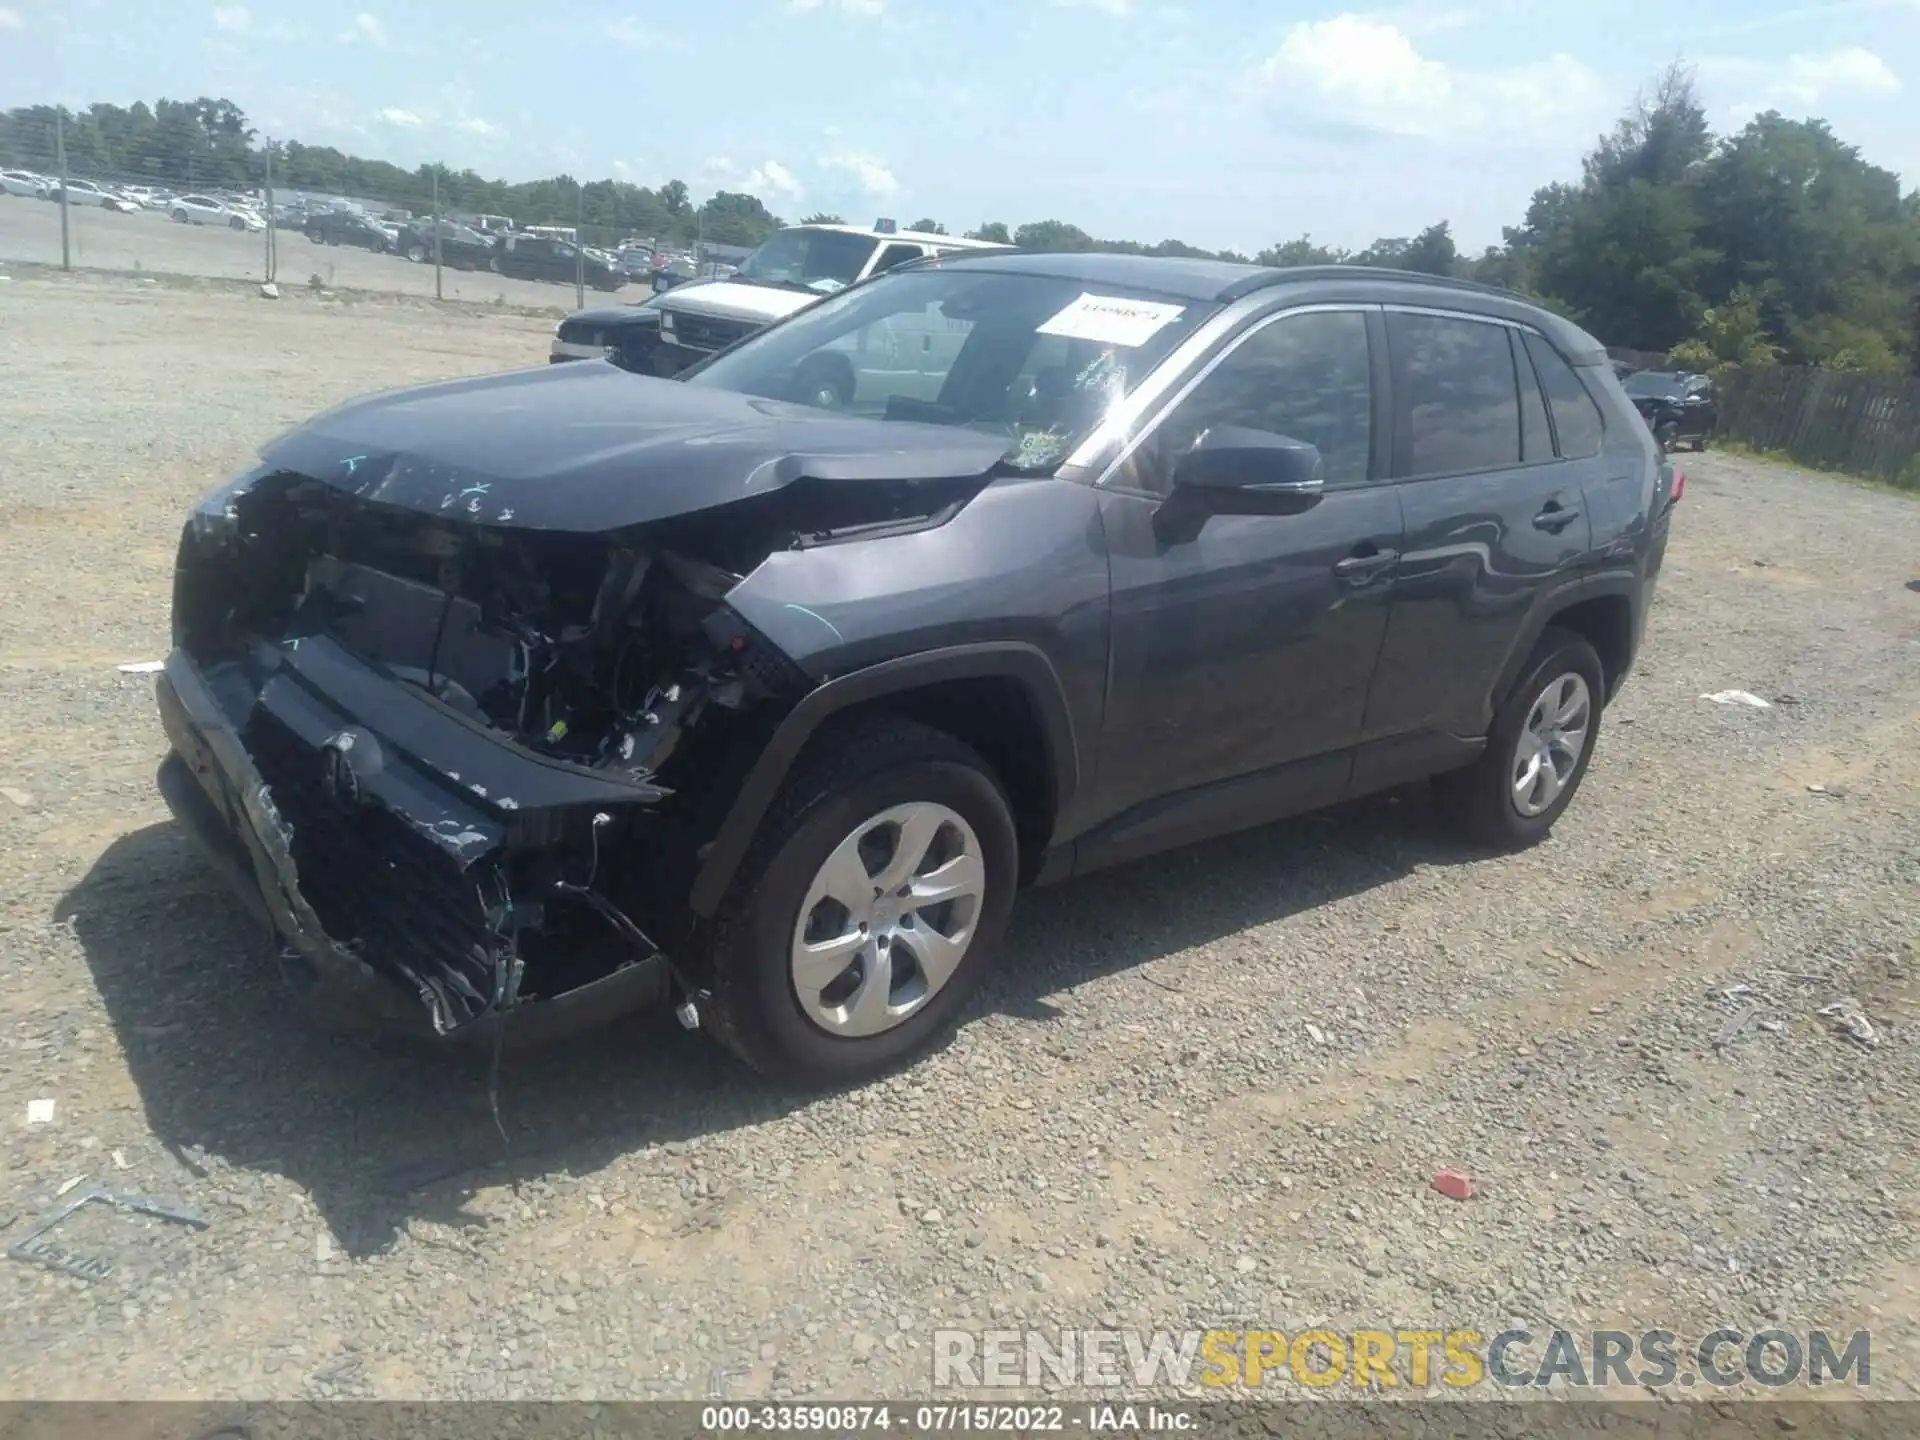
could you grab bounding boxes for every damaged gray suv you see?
[156,253,1675,1085]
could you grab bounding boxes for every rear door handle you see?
[1533,502,1581,532]
[1333,548,1398,581]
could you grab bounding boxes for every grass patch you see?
[1709,439,1920,500]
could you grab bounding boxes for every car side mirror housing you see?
[1171,426,1325,505]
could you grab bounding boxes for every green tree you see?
[965,221,1012,244]
[1668,284,1781,371]
[1254,235,1346,267]
[1692,113,1917,367]
[800,211,844,225]
[1012,219,1096,252]
[698,191,782,246]
[908,217,947,234]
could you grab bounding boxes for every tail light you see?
[1669,468,1685,503]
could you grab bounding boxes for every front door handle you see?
[1333,547,1398,582]
[1533,501,1581,532]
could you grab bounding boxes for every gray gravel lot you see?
[0,194,627,309]
[0,271,1916,1403]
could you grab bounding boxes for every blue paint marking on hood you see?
[259,360,1013,533]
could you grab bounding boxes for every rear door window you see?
[1388,312,1521,476]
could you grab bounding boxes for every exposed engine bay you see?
[164,464,987,1042]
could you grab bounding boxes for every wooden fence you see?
[1714,366,1920,487]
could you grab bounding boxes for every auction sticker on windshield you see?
[1038,293,1186,348]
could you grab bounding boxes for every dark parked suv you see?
[153,255,1675,1085]
[1623,370,1716,451]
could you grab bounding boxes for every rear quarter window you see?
[1522,331,1605,459]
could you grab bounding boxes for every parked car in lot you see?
[155,254,1675,1085]
[400,219,496,268]
[625,223,1008,378]
[304,209,394,251]
[53,178,119,208]
[171,193,265,230]
[548,293,670,363]
[0,169,52,198]
[1623,370,1716,451]
[490,231,624,290]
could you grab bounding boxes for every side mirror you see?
[1172,426,1325,503]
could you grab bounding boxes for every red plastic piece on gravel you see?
[1432,1169,1474,1200]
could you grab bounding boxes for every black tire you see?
[702,716,1019,1087]
[172,209,189,224]
[1655,420,1680,453]
[1434,627,1605,850]
[406,243,427,263]
[306,229,322,244]
[229,216,246,231]
[1691,430,1709,452]
[791,353,854,410]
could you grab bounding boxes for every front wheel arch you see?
[686,644,1079,917]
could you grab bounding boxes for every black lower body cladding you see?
[154,640,672,1050]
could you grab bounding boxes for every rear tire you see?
[702,716,1019,1087]
[1655,421,1680,453]
[1692,431,1709,452]
[1435,628,1605,850]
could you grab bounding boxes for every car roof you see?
[923,251,1606,362]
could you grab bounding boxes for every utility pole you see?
[574,182,585,310]
[263,138,276,282]
[432,167,443,301]
[54,108,71,271]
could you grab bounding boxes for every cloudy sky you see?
[2,0,1916,251]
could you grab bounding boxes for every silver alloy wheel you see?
[789,801,987,1038]
[1512,671,1592,817]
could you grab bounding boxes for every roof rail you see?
[1224,263,1528,303]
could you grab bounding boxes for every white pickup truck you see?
[551,223,1010,386]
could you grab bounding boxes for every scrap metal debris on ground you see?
[1817,998,1882,1049]
[1700,690,1773,708]
[6,1185,209,1283]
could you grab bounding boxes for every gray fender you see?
[686,642,1079,917]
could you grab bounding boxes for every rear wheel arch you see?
[687,644,1078,916]
[1491,582,1637,719]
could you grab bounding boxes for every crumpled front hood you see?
[258,360,1012,532]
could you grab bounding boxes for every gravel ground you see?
[0,271,1916,1404]
[0,194,631,309]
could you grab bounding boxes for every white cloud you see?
[209,5,304,41]
[703,155,804,202]
[1261,14,1607,141]
[0,8,22,28]
[341,11,387,45]
[744,160,802,200]
[788,0,886,16]
[1054,0,1132,14]
[604,16,687,48]
[377,107,423,127]
[820,149,900,198]
[456,116,500,136]
[1702,47,1901,110]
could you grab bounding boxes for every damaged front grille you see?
[248,709,503,1029]
[671,313,755,352]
